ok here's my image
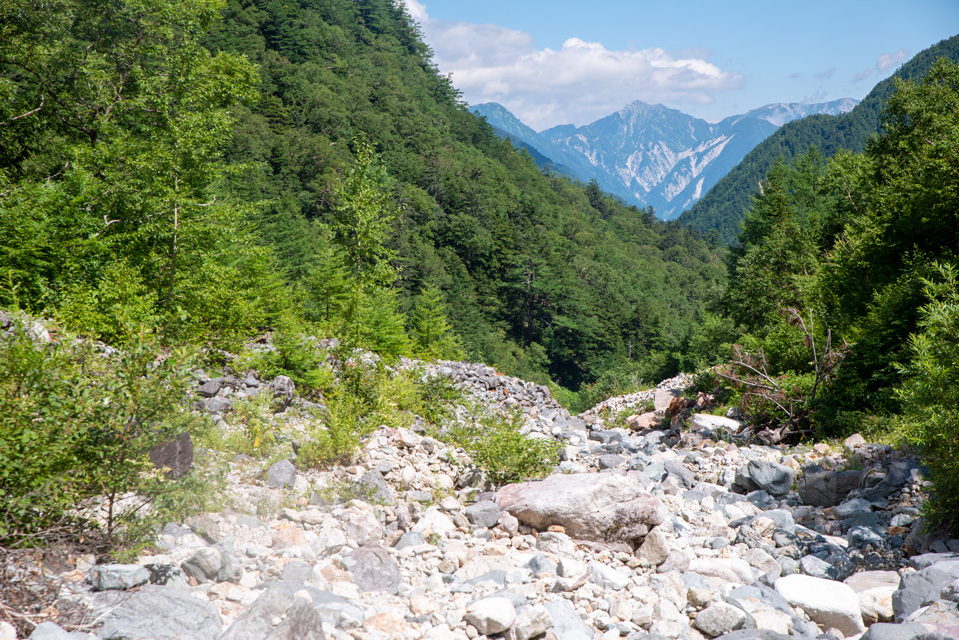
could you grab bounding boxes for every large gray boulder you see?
[266,459,297,489]
[220,588,291,640]
[893,560,959,622]
[265,597,326,640]
[774,574,865,637]
[544,599,592,640]
[95,585,221,640]
[495,471,666,545]
[737,460,795,496]
[89,564,150,591]
[344,545,402,594]
[797,466,868,507]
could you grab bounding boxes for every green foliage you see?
[333,138,399,292]
[296,362,462,468]
[445,412,561,486]
[411,285,464,361]
[896,263,959,533]
[202,0,726,389]
[0,318,209,548]
[229,391,280,457]
[297,385,369,468]
[0,0,273,347]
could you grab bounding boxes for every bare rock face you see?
[495,471,666,545]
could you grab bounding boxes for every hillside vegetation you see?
[680,35,959,244]
[2,0,958,564]
[703,58,959,530]
[1,0,725,396]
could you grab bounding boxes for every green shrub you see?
[0,316,209,549]
[895,263,959,533]
[296,385,369,468]
[445,411,562,486]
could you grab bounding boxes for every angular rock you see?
[664,459,696,488]
[464,597,516,636]
[344,545,402,594]
[774,574,866,637]
[266,459,296,489]
[845,570,900,624]
[220,588,292,640]
[798,467,867,507]
[587,561,630,590]
[465,501,501,529]
[394,530,426,551]
[505,605,552,640]
[689,558,755,585]
[637,527,671,566]
[29,622,93,640]
[690,414,742,434]
[343,510,384,547]
[265,597,325,640]
[89,564,150,591]
[694,602,748,637]
[205,396,232,414]
[544,599,593,640]
[181,547,221,583]
[356,470,394,504]
[96,585,222,640]
[535,531,576,555]
[893,560,959,622]
[743,460,795,496]
[859,622,934,640]
[496,471,666,544]
[270,375,295,411]
[148,432,193,479]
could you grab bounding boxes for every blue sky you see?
[402,0,959,130]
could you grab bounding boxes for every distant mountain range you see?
[680,35,959,243]
[471,98,858,220]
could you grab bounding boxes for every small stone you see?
[535,531,576,555]
[505,605,552,640]
[587,561,630,590]
[693,601,747,637]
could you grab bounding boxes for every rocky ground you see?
[5,357,959,640]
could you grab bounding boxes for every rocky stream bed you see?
[5,357,959,640]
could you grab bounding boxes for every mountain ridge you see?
[679,35,959,243]
[472,97,857,219]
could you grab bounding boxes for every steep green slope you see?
[680,35,959,244]
[204,0,726,388]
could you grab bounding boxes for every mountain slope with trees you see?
[703,58,959,530]
[680,35,959,244]
[0,0,726,394]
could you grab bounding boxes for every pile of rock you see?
[12,356,959,640]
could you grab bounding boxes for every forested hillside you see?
[703,58,959,528]
[0,0,725,393]
[680,35,959,243]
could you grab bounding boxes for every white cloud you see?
[854,49,909,83]
[877,49,909,71]
[402,1,742,130]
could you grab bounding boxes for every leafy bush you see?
[895,263,959,533]
[0,316,209,549]
[445,411,561,486]
[296,363,462,468]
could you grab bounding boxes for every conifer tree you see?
[412,285,464,360]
